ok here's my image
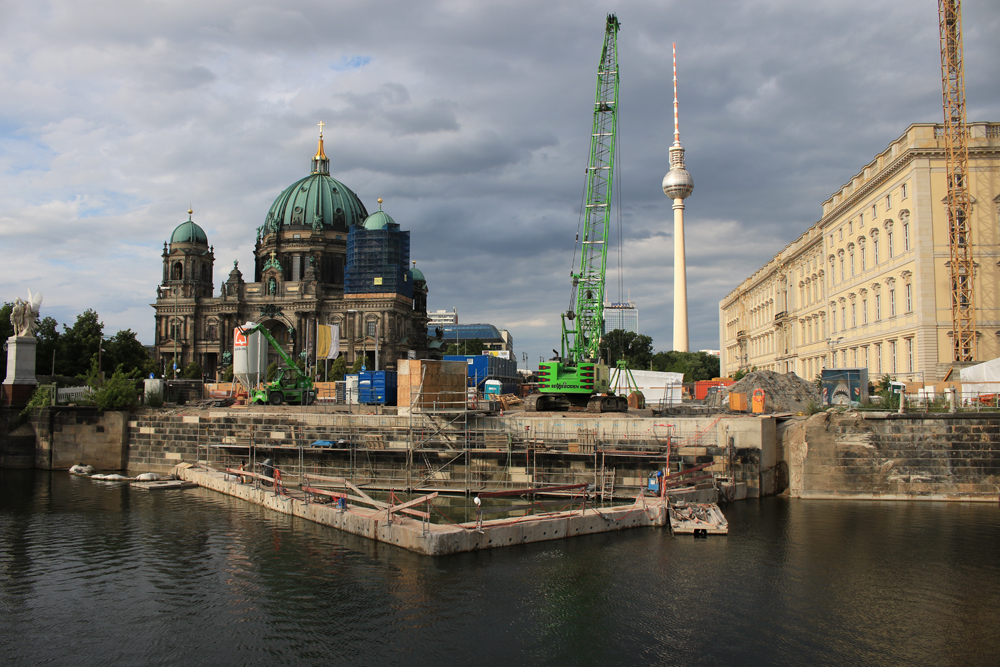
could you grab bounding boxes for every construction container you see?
[397,360,467,409]
[694,379,734,400]
[358,371,397,406]
[821,368,869,405]
[344,374,359,405]
[443,354,519,394]
[729,392,748,412]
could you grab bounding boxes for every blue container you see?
[358,371,397,405]
[444,355,519,394]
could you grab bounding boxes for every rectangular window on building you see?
[840,257,845,281]
[875,344,882,374]
[903,223,910,251]
[863,346,869,368]
[851,303,857,328]
[890,289,896,317]
[841,306,846,330]
[885,194,892,210]
[906,284,912,312]
[887,230,893,258]
[890,340,897,373]
[848,221,853,234]
[366,321,377,337]
[852,348,857,366]
[842,350,847,367]
[862,298,868,324]
[871,204,877,219]
[873,238,879,264]
[860,212,864,227]
[901,183,908,200]
[907,338,914,372]
[861,246,866,271]
[875,294,882,320]
[850,252,855,276]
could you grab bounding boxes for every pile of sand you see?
[718,370,821,414]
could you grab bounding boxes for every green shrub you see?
[19,386,53,422]
[92,367,138,410]
[145,390,164,408]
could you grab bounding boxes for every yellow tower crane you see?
[938,0,976,361]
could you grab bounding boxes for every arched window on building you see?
[172,262,183,281]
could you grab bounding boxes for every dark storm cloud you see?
[0,0,998,365]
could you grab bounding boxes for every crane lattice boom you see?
[939,0,977,362]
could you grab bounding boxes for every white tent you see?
[610,369,684,405]
[959,357,1000,395]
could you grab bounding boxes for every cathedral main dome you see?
[263,132,368,233]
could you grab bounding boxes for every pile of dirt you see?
[718,370,821,414]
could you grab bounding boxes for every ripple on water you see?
[2,470,999,666]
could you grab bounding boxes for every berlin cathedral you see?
[152,127,433,378]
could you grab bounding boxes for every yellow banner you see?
[317,324,340,360]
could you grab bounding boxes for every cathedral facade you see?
[152,130,431,378]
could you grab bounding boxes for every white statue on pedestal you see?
[10,290,43,338]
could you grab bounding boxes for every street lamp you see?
[827,337,844,368]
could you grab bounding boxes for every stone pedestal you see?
[3,336,37,407]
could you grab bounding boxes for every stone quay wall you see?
[783,412,1000,501]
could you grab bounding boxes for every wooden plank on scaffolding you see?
[478,483,588,498]
[387,492,438,517]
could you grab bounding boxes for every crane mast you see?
[530,14,628,414]
[565,13,620,363]
[939,0,977,362]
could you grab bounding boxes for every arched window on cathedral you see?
[172,262,183,281]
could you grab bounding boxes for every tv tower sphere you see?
[662,161,693,200]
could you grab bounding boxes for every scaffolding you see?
[344,225,411,297]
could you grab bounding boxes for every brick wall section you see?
[786,412,1000,501]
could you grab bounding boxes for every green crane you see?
[527,14,630,414]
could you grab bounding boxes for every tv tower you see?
[662,43,694,352]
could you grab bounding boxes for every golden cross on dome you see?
[317,120,325,137]
[270,250,277,260]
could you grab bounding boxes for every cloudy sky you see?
[2,0,999,367]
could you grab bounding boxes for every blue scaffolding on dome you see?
[344,208,412,298]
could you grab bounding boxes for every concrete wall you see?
[783,411,1000,501]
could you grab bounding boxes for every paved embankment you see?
[175,464,668,556]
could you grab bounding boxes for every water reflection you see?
[1,469,998,666]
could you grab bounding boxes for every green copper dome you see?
[362,210,396,230]
[410,265,425,282]
[170,219,208,245]
[264,173,368,233]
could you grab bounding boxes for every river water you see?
[1,469,998,666]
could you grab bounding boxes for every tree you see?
[445,338,486,356]
[327,356,347,382]
[35,317,60,376]
[180,362,202,379]
[651,350,722,382]
[601,329,653,369]
[349,356,364,374]
[104,329,155,378]
[59,310,104,378]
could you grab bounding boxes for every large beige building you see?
[720,122,1000,383]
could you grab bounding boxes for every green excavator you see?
[526,14,637,413]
